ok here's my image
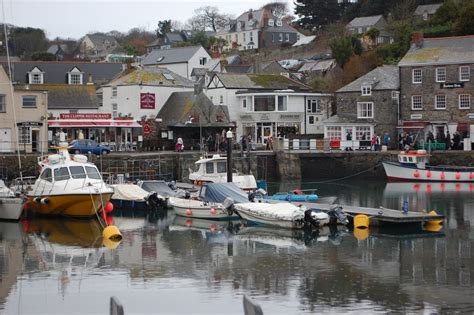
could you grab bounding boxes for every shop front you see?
[240,113,302,145]
[48,113,143,151]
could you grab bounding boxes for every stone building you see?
[324,65,399,150]
[398,34,474,146]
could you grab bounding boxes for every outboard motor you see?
[304,209,321,228]
[168,180,177,191]
[327,205,349,225]
[145,192,163,209]
[184,191,191,199]
[223,197,235,216]
[248,191,256,202]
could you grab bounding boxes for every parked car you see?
[69,140,111,155]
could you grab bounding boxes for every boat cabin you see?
[398,150,430,169]
[192,155,231,177]
[38,154,102,182]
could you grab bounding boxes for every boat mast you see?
[2,0,23,182]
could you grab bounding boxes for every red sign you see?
[60,113,112,119]
[140,93,155,109]
[143,122,151,136]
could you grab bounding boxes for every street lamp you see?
[226,128,233,182]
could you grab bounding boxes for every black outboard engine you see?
[223,197,235,216]
[248,191,256,202]
[327,205,349,225]
[168,180,177,191]
[145,192,163,209]
[304,209,320,228]
[184,191,191,199]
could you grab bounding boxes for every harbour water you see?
[0,179,473,314]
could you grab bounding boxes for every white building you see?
[204,73,332,143]
[141,46,211,80]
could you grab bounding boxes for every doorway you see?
[0,128,11,152]
[121,128,132,150]
[32,129,39,152]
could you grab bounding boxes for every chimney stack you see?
[248,9,253,21]
[412,32,424,48]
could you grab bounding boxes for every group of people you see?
[426,130,464,150]
[370,132,391,151]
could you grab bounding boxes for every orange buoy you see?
[185,209,193,216]
[106,216,114,225]
[455,172,461,180]
[413,170,420,178]
[426,170,432,178]
[470,173,474,180]
[440,172,445,180]
[426,184,432,193]
[186,219,192,227]
[104,202,114,213]
[210,208,217,215]
[414,184,420,191]
[210,224,217,232]
[455,183,461,191]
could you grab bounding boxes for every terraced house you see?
[399,34,474,144]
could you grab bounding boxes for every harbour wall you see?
[1,151,474,183]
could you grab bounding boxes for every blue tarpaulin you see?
[202,183,250,204]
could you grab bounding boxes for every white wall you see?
[217,30,260,51]
[187,47,212,78]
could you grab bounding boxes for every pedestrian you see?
[383,132,390,148]
[207,135,214,153]
[241,135,247,152]
[175,137,183,152]
[371,133,377,151]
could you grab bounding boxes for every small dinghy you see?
[111,184,163,209]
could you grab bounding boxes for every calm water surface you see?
[0,179,473,314]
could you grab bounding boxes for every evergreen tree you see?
[454,0,474,35]
[294,0,342,30]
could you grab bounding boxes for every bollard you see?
[110,296,124,315]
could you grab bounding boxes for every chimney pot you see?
[412,32,424,48]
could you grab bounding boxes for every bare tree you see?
[190,6,229,32]
[261,2,289,19]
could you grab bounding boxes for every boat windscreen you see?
[141,181,176,196]
[203,182,250,203]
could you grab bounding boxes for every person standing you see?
[371,133,377,151]
[383,132,391,149]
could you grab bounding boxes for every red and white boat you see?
[382,150,474,182]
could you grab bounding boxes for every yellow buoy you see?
[353,227,369,240]
[424,221,443,232]
[428,210,444,225]
[102,236,122,249]
[102,225,123,249]
[354,214,370,229]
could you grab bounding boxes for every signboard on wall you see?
[140,93,155,109]
[143,122,151,136]
[60,113,112,119]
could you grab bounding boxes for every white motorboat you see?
[0,179,24,221]
[24,134,114,217]
[111,183,162,209]
[137,180,187,208]
[189,154,257,190]
[168,182,248,219]
[230,202,332,229]
[382,149,474,182]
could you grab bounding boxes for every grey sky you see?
[5,0,295,40]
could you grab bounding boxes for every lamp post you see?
[226,128,233,182]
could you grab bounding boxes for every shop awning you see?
[396,121,429,129]
[457,122,469,133]
[48,120,143,128]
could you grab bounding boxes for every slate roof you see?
[47,44,68,55]
[398,36,474,66]
[224,65,252,74]
[265,23,298,33]
[347,15,384,28]
[18,84,99,109]
[12,62,124,85]
[414,3,442,16]
[166,33,186,43]
[86,33,118,47]
[299,59,336,73]
[141,46,203,65]
[211,73,310,90]
[337,65,399,92]
[205,55,241,72]
[105,67,194,87]
[158,91,231,127]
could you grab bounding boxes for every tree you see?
[9,26,48,59]
[294,0,342,30]
[329,36,353,68]
[429,0,460,26]
[454,0,474,35]
[157,20,172,37]
[31,52,55,61]
[190,31,210,49]
[261,2,288,19]
[191,6,229,32]
[365,28,380,43]
[390,0,417,21]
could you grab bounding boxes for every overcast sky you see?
[4,0,295,40]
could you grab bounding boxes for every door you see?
[263,125,272,144]
[121,128,132,150]
[0,128,12,152]
[32,129,39,152]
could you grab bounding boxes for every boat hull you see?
[168,197,238,219]
[382,161,474,182]
[0,198,24,220]
[25,193,113,217]
[235,208,303,229]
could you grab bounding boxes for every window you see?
[69,73,82,85]
[199,57,207,66]
[327,126,341,140]
[219,95,223,104]
[254,95,275,111]
[279,33,283,42]
[112,87,117,97]
[268,19,274,26]
[54,167,70,181]
[22,96,37,108]
[307,98,321,113]
[411,95,423,110]
[69,166,86,179]
[40,168,52,182]
[205,162,214,174]
[361,85,371,96]
[216,161,226,173]
[459,94,471,109]
[85,166,101,180]
[435,95,446,109]
[356,126,371,140]
[112,103,118,118]
[243,32,246,42]
[242,98,247,109]
[308,116,315,124]
[277,96,287,111]
[28,67,44,84]
[18,126,31,144]
[276,19,282,27]
[412,68,422,84]
[357,102,374,118]
[460,66,470,81]
[436,67,446,82]
[285,33,290,42]
[0,94,5,112]
[250,32,253,42]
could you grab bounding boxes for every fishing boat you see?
[382,149,474,182]
[24,134,114,217]
[168,182,246,219]
[188,154,257,190]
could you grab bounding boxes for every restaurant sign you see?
[440,82,464,89]
[60,113,112,119]
[16,121,43,127]
[140,93,155,109]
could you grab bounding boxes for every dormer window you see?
[361,85,372,96]
[268,19,274,26]
[276,19,282,27]
[249,20,254,26]
[68,67,83,85]
[28,67,44,84]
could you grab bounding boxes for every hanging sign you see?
[140,93,155,109]
[143,122,151,136]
